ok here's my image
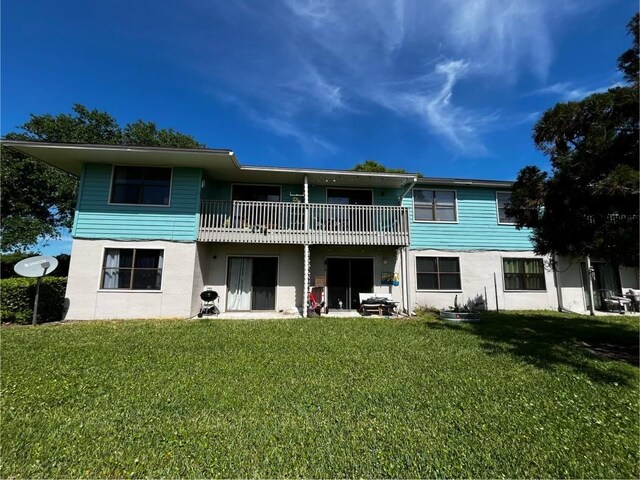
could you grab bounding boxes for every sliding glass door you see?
[227,257,277,311]
[326,258,374,310]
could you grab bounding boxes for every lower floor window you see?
[503,258,545,290]
[102,248,163,290]
[416,257,461,290]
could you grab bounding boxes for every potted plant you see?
[439,295,482,322]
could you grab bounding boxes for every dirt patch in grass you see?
[579,341,639,366]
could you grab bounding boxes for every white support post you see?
[304,245,310,318]
[303,175,310,318]
[585,255,596,316]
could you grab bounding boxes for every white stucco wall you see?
[64,239,199,320]
[555,258,587,312]
[190,243,210,316]
[408,249,558,311]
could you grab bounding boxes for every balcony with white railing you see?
[198,200,410,245]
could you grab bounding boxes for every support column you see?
[585,255,595,316]
[304,245,310,318]
[303,175,310,318]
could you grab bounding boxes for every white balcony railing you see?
[198,200,410,246]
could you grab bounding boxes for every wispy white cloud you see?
[212,91,338,154]
[280,64,347,113]
[257,116,338,154]
[283,0,332,23]
[528,80,626,101]
[176,0,594,155]
[447,0,553,80]
[372,60,498,154]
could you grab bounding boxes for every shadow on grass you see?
[441,312,639,386]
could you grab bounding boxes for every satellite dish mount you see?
[13,256,59,326]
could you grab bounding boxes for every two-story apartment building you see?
[5,140,638,318]
[6,142,413,319]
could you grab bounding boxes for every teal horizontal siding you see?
[405,186,534,250]
[73,163,201,241]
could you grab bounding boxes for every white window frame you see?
[502,257,547,292]
[98,247,165,292]
[415,256,463,292]
[224,255,280,311]
[108,165,173,207]
[412,188,458,223]
[496,191,516,225]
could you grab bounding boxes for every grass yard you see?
[1,312,638,478]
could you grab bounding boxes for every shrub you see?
[0,277,67,324]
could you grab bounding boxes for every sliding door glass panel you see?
[350,258,374,309]
[252,257,277,310]
[227,258,253,311]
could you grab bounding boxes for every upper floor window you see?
[496,192,515,224]
[232,184,280,202]
[413,189,457,222]
[327,188,373,205]
[110,166,172,205]
[101,248,163,290]
[503,258,545,291]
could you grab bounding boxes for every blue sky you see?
[2,0,635,254]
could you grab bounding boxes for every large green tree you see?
[506,13,639,267]
[1,104,204,252]
[351,160,408,174]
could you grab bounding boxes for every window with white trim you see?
[503,258,545,291]
[101,249,163,290]
[110,166,171,205]
[496,192,515,224]
[413,189,457,222]
[416,257,461,290]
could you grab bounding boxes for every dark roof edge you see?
[417,176,514,188]
[240,164,419,179]
[0,139,234,156]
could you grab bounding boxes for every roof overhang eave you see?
[1,140,239,176]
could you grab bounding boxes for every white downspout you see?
[403,246,412,315]
[398,247,406,314]
[399,179,414,316]
[303,175,309,318]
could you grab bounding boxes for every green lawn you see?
[1,312,638,478]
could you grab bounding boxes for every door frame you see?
[325,256,375,309]
[225,255,280,311]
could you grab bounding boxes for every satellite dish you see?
[14,256,59,278]
[13,256,60,326]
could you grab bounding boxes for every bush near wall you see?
[0,277,67,324]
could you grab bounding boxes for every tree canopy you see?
[1,104,205,252]
[351,159,414,174]
[506,13,639,266]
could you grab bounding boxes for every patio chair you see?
[602,289,631,314]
